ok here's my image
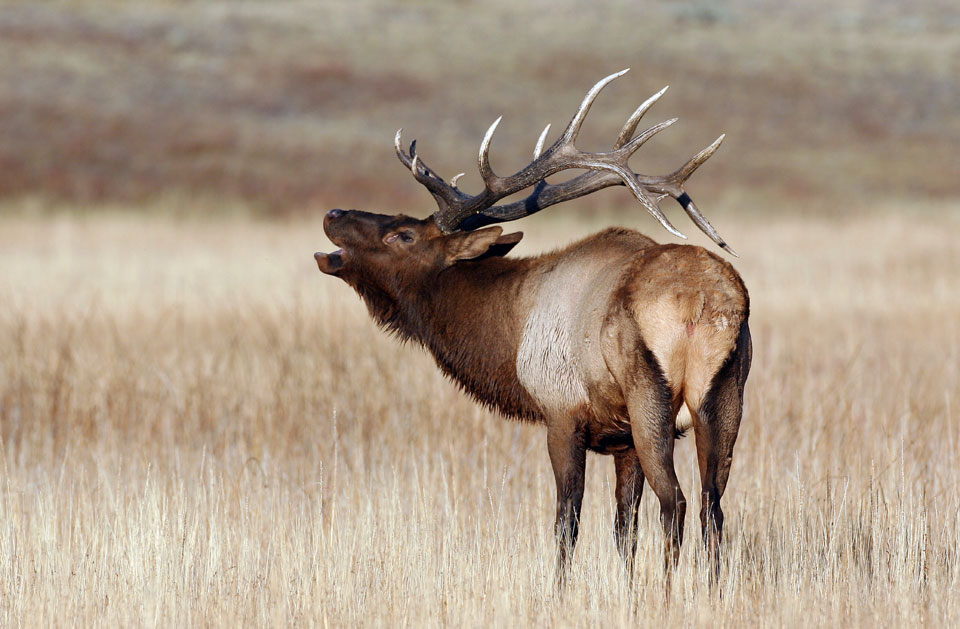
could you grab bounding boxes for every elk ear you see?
[469,231,523,260]
[445,226,509,264]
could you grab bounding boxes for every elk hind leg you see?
[613,448,645,576]
[690,320,752,576]
[625,359,686,569]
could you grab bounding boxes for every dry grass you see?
[1,204,958,626]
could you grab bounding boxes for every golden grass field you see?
[1,202,958,626]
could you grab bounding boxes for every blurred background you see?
[1,0,957,218]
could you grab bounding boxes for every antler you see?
[394,69,735,255]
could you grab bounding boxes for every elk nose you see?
[327,208,346,219]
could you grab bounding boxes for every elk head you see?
[315,210,522,326]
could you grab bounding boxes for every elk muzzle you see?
[315,208,352,274]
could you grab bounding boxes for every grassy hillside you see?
[1,0,958,215]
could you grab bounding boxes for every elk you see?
[314,70,751,580]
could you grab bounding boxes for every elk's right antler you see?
[395,69,735,256]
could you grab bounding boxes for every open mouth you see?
[314,249,345,274]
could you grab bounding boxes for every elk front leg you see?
[547,419,587,586]
[613,448,645,575]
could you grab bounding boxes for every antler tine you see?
[676,134,725,183]
[478,116,503,182]
[394,128,409,165]
[395,128,466,211]
[650,133,731,254]
[681,197,737,256]
[396,132,427,184]
[615,85,668,149]
[619,117,678,155]
[533,124,551,160]
[650,133,733,253]
[560,68,630,145]
[407,137,449,183]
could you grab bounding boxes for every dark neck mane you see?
[368,257,543,422]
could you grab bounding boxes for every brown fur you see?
[316,210,752,580]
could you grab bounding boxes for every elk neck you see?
[395,255,544,422]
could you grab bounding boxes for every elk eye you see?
[399,231,415,243]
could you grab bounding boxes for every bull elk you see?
[315,70,751,580]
